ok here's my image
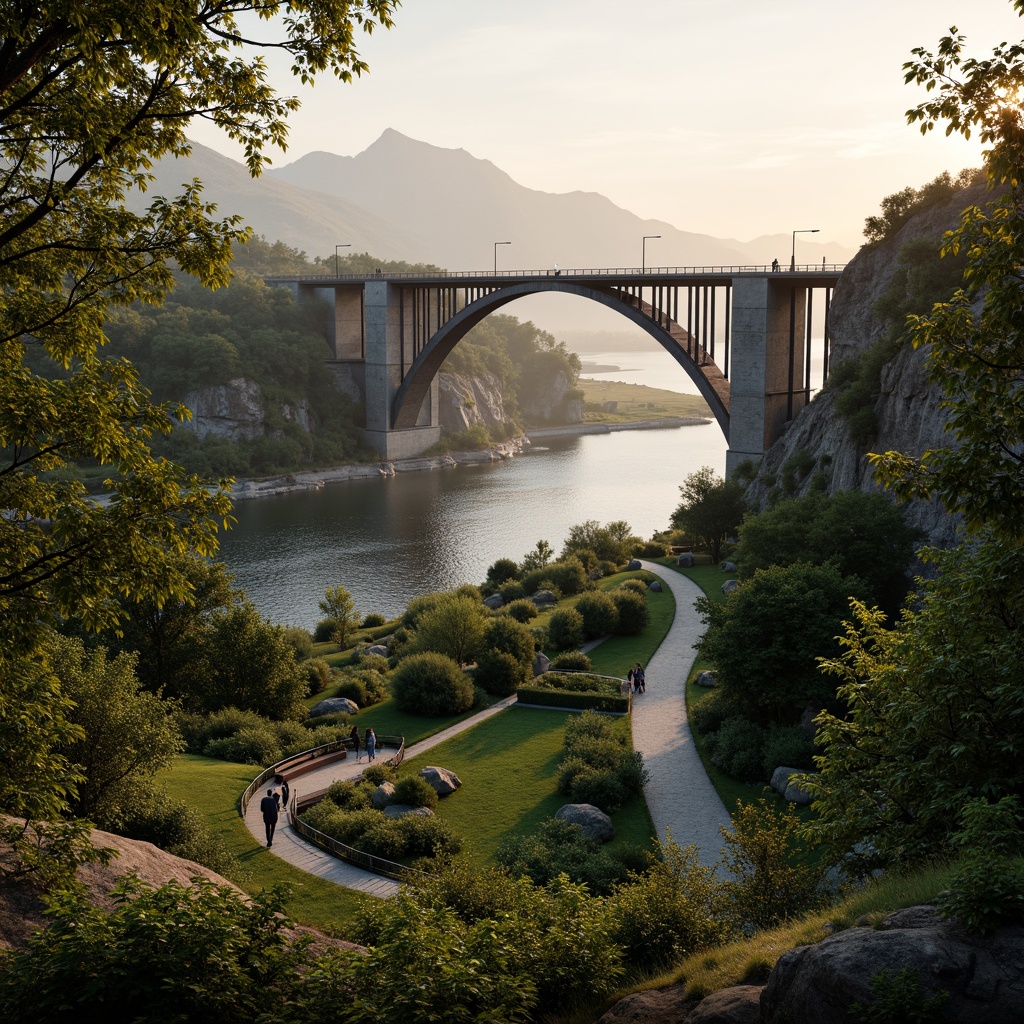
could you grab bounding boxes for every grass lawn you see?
[158,754,367,932]
[399,707,655,868]
[585,573,676,677]
[577,379,710,422]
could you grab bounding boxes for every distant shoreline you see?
[232,417,711,500]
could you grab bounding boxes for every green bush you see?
[761,723,816,775]
[550,651,592,672]
[361,612,387,628]
[357,652,390,673]
[547,607,584,651]
[708,717,768,782]
[203,726,282,766]
[688,686,743,736]
[392,774,439,810]
[485,557,520,587]
[304,657,332,695]
[361,762,396,786]
[618,578,649,597]
[335,669,389,708]
[634,540,667,557]
[475,649,527,697]
[325,779,374,811]
[283,625,314,661]
[495,818,637,896]
[390,652,474,716]
[544,556,589,597]
[313,618,336,642]
[606,839,730,968]
[566,768,628,811]
[498,579,526,603]
[610,588,650,635]
[502,598,538,622]
[573,591,619,640]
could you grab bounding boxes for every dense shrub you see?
[573,591,619,640]
[485,557,520,587]
[325,779,374,812]
[299,800,460,860]
[617,579,649,597]
[357,652,390,673]
[502,598,538,622]
[634,540,667,557]
[334,669,389,708]
[761,724,816,775]
[390,652,474,716]
[361,762,396,786]
[475,649,526,697]
[392,775,439,810]
[544,556,589,597]
[547,607,584,651]
[204,726,283,766]
[361,612,388,628]
[550,651,592,672]
[708,717,768,782]
[496,818,638,896]
[610,589,650,635]
[688,686,743,736]
[304,657,332,695]
[556,710,648,811]
[283,626,314,661]
[313,618,336,642]
[606,839,730,968]
[498,579,526,603]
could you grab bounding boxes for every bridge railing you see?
[267,264,845,283]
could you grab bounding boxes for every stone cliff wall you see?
[743,181,989,549]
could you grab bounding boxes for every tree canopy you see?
[0,0,399,848]
[671,467,746,564]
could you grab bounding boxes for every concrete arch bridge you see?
[266,266,842,475]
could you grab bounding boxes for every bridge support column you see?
[362,281,440,459]
[725,277,807,477]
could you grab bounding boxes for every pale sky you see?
[191,0,1020,250]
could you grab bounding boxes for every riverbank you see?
[232,417,711,500]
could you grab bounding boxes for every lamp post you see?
[494,240,511,273]
[790,229,819,271]
[334,243,351,276]
[642,234,661,273]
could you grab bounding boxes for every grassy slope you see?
[158,755,366,932]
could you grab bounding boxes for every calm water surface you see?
[217,351,727,628]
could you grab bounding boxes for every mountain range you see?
[144,129,855,274]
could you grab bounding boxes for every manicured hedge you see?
[515,686,629,714]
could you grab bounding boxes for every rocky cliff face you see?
[182,378,266,441]
[743,182,989,549]
[438,371,508,433]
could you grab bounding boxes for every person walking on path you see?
[259,788,279,847]
[635,663,646,693]
[349,724,361,762]
[280,778,290,812]
[365,727,377,762]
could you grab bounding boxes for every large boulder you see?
[627,559,643,571]
[370,781,396,809]
[419,765,462,796]
[382,804,434,819]
[720,560,738,572]
[695,670,718,688]
[555,803,615,843]
[533,651,552,677]
[689,986,763,1024]
[531,589,558,606]
[310,696,359,717]
[483,593,504,609]
[676,551,695,568]
[770,766,816,806]
[648,580,663,592]
[359,644,388,659]
[722,579,739,596]
[597,984,692,1022]
[761,905,1024,1023]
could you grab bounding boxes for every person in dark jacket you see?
[260,788,279,847]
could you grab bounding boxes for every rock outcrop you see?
[743,181,990,549]
[438,371,508,433]
[183,378,266,441]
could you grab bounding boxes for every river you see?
[216,349,727,628]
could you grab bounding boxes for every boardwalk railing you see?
[240,733,410,881]
[240,734,405,815]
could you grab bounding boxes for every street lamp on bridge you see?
[335,243,351,276]
[642,235,661,273]
[494,240,511,273]
[790,229,819,271]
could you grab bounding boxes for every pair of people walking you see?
[350,724,377,763]
[627,663,646,694]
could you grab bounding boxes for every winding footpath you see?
[243,564,731,895]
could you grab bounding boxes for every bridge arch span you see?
[391,280,730,438]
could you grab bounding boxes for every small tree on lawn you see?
[671,466,746,563]
[319,585,360,650]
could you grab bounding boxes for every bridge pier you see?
[361,281,440,459]
[725,277,810,478]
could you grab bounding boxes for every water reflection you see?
[217,423,727,628]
